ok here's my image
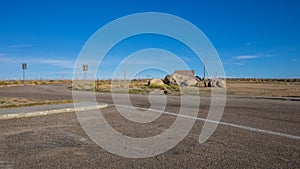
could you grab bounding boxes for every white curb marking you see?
[0,104,108,120]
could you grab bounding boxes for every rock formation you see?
[164,73,198,87]
[148,78,164,86]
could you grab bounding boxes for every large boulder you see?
[208,79,217,87]
[164,75,176,85]
[148,78,165,86]
[216,79,226,88]
[164,73,198,87]
[208,79,226,88]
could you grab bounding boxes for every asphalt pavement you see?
[0,83,299,168]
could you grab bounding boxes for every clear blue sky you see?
[0,0,299,80]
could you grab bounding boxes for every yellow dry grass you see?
[226,81,300,97]
[93,79,300,97]
[0,80,72,87]
[0,97,73,109]
[2,79,299,98]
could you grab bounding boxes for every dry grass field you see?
[0,97,73,109]
[226,80,300,97]
[1,79,296,97]
[0,80,71,87]
[73,79,300,98]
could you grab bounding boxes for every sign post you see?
[82,64,88,81]
[22,63,27,84]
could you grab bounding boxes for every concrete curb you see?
[0,104,108,120]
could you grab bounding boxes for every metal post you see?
[203,57,206,80]
[22,63,27,84]
[203,58,207,87]
[82,64,88,81]
[23,69,25,83]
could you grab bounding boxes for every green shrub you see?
[166,85,180,91]
[149,84,165,90]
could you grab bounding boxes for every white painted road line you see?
[2,103,299,140]
[115,104,300,140]
[0,104,108,120]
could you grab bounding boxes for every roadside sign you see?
[22,63,27,69]
[82,64,88,71]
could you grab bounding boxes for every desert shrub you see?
[0,81,7,85]
[34,81,40,85]
[166,85,180,91]
[149,84,162,89]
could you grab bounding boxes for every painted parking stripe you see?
[115,104,300,140]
